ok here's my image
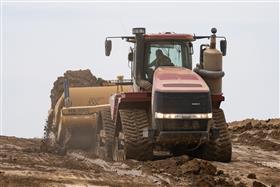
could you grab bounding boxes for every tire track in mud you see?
[67,151,171,185]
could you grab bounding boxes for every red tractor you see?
[96,27,231,162]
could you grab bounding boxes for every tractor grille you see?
[157,119,209,131]
[154,92,212,114]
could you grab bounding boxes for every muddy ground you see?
[0,118,279,187]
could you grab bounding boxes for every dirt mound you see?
[138,156,237,186]
[142,156,217,176]
[229,119,280,153]
[50,69,106,108]
[229,119,280,133]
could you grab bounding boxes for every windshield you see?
[144,42,191,81]
[147,43,184,68]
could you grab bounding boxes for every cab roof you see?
[144,33,194,41]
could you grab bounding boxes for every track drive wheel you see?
[113,109,153,161]
[95,108,115,160]
[202,108,232,162]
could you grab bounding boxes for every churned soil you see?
[1,119,280,186]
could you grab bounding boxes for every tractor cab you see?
[144,40,193,82]
[105,28,195,91]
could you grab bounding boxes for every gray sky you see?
[1,2,279,138]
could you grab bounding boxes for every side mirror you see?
[128,52,133,61]
[105,40,112,56]
[220,39,227,56]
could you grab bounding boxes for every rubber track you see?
[202,108,232,162]
[98,107,115,159]
[101,108,115,146]
[119,109,153,160]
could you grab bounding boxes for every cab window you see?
[147,43,184,68]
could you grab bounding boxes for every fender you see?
[110,92,151,122]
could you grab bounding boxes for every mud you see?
[1,119,280,186]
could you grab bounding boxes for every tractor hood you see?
[152,67,209,93]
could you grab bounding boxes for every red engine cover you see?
[152,67,210,93]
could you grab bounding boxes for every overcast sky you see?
[1,2,279,138]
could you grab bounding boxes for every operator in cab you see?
[149,49,174,68]
[146,49,174,83]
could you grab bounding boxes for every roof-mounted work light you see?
[132,28,146,35]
